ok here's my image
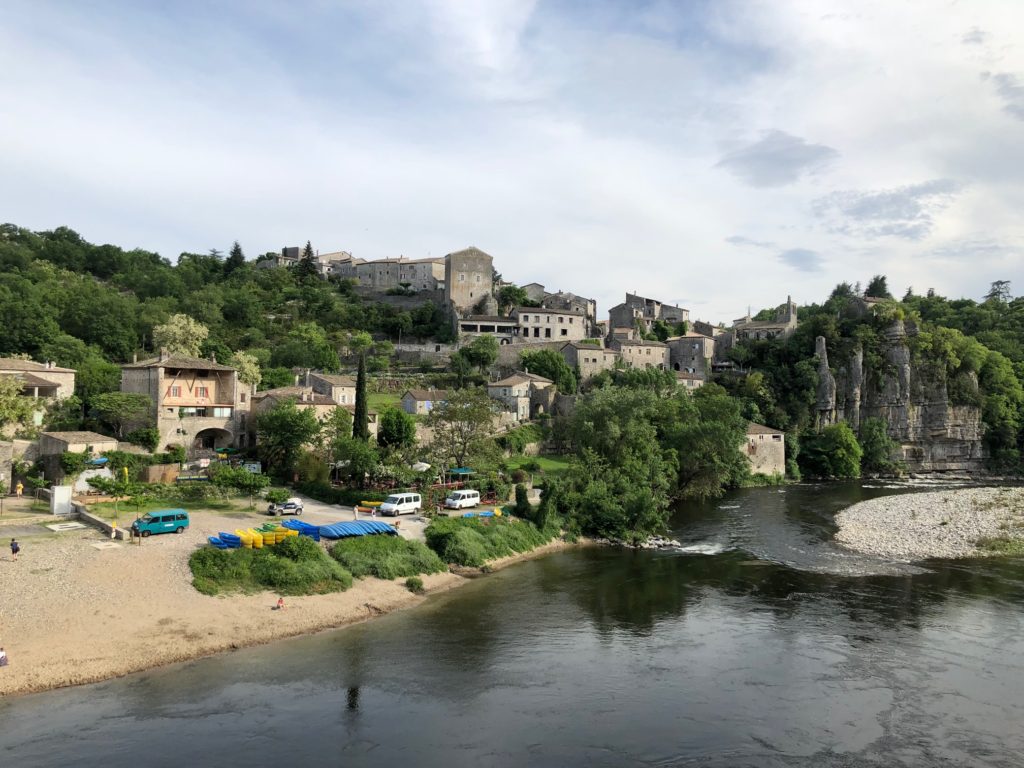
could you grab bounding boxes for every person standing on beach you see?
[10,539,19,561]
[15,482,23,498]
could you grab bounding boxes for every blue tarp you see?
[318,521,399,539]
[281,519,322,541]
[89,457,108,465]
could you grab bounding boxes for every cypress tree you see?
[353,352,369,440]
[225,241,245,274]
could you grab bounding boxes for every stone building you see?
[445,247,494,313]
[675,371,705,391]
[487,372,554,422]
[121,352,250,452]
[745,422,785,476]
[39,431,119,457]
[401,389,448,416]
[250,387,378,440]
[541,290,598,334]
[733,297,799,342]
[521,282,546,303]
[666,333,716,378]
[510,307,588,343]
[560,342,619,382]
[299,371,357,406]
[0,358,76,400]
[608,293,689,336]
[456,316,519,344]
[609,339,670,369]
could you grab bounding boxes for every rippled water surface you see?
[3,483,1023,767]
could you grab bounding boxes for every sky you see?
[2,0,1023,325]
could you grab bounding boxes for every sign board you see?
[242,462,262,474]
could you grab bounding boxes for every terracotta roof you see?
[123,355,236,372]
[41,431,117,444]
[0,358,75,373]
[254,387,336,406]
[674,372,704,380]
[513,306,585,317]
[614,339,667,347]
[9,372,60,388]
[403,389,448,401]
[490,372,553,387]
[561,341,606,350]
[747,422,784,436]
[310,373,356,387]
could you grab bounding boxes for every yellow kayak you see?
[246,529,264,548]
[235,529,254,548]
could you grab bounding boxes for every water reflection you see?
[3,483,1024,768]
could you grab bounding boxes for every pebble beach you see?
[834,486,1024,561]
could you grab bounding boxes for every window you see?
[522,315,529,322]
[772,434,782,442]
[168,386,181,397]
[475,274,481,283]
[340,395,348,404]
[545,328,551,338]
[240,393,246,403]
[212,407,232,418]
[559,316,564,323]
[561,329,568,336]
[195,386,209,398]
[459,273,466,282]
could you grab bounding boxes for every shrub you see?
[405,576,424,593]
[266,488,290,505]
[510,469,527,483]
[124,426,160,452]
[330,535,445,579]
[188,540,353,596]
[294,481,387,507]
[424,516,555,567]
[514,483,531,517]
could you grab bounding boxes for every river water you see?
[3,483,1023,767]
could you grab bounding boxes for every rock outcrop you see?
[814,323,985,472]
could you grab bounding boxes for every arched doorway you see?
[193,428,233,450]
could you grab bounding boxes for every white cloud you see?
[1,0,1023,325]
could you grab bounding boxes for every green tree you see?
[90,392,152,438]
[153,313,209,357]
[0,376,35,431]
[864,275,892,299]
[353,352,369,440]
[256,399,321,475]
[859,417,901,474]
[456,334,499,375]
[800,422,863,478]
[519,348,577,393]
[294,240,319,280]
[496,285,534,313]
[378,406,417,449]
[428,388,496,469]
[229,350,262,389]
[225,241,245,274]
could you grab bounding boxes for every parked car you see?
[267,497,303,516]
[132,509,190,537]
[379,492,422,516]
[444,490,481,509]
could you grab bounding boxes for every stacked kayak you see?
[318,521,398,539]
[208,536,230,549]
[256,523,299,545]
[281,519,322,541]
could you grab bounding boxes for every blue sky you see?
[2,0,1023,324]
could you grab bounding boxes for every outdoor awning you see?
[448,467,474,476]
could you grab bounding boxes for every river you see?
[2,483,1023,767]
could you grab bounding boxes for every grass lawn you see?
[505,454,572,476]
[368,392,402,411]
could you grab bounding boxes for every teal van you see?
[132,509,190,537]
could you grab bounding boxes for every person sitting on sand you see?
[10,539,19,561]
[277,597,286,611]
[0,648,8,667]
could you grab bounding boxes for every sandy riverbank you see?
[0,511,580,697]
[834,486,1024,561]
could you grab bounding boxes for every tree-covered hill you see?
[0,223,450,373]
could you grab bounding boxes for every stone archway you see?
[193,428,233,450]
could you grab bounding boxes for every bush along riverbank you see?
[330,536,446,580]
[834,486,1024,561]
[425,516,559,568]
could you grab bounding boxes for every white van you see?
[444,490,481,509]
[379,492,422,516]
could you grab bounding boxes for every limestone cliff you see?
[814,321,985,472]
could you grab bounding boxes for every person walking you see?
[15,482,23,498]
[9,538,19,561]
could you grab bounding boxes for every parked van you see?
[132,509,190,537]
[444,490,481,510]
[379,493,422,516]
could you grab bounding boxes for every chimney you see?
[159,347,169,362]
[211,353,217,364]
[132,352,138,364]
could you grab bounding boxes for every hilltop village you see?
[0,242,793,489]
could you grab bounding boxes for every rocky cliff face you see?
[814,321,985,472]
